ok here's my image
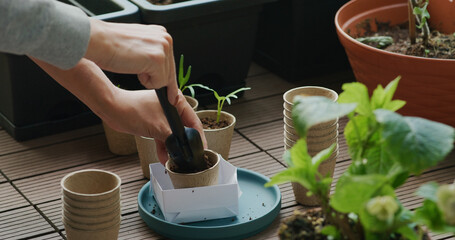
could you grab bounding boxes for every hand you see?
[85,19,179,105]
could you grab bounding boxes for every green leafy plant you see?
[265,77,455,239]
[202,86,251,123]
[177,54,208,97]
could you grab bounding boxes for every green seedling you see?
[177,54,209,97]
[265,77,455,239]
[357,36,394,49]
[202,86,251,123]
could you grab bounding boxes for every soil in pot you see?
[357,20,455,59]
[200,117,230,129]
[279,208,328,240]
[168,153,214,174]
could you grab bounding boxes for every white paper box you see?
[149,157,240,223]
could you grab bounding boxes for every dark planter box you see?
[254,0,350,81]
[0,0,140,141]
[129,0,275,104]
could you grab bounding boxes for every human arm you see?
[0,0,178,104]
[31,57,206,164]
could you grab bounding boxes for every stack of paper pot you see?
[61,170,122,240]
[283,86,339,206]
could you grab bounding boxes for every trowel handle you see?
[156,87,187,143]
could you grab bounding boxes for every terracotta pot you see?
[184,95,199,111]
[102,121,137,155]
[64,221,120,240]
[335,0,455,127]
[196,110,236,160]
[165,149,220,189]
[135,136,159,179]
[427,0,455,34]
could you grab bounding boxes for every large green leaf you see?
[292,96,356,137]
[375,109,455,174]
[338,82,371,115]
[416,182,439,202]
[370,76,406,112]
[331,174,390,213]
[290,138,312,168]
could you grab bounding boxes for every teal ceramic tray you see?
[138,168,281,240]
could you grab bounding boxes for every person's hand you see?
[84,19,179,105]
[31,58,206,165]
[105,88,207,164]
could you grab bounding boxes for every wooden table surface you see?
[0,64,454,240]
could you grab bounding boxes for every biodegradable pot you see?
[64,221,120,240]
[135,136,159,179]
[102,121,137,155]
[335,0,455,127]
[196,110,236,160]
[184,95,199,111]
[63,207,120,224]
[283,86,338,109]
[292,153,338,206]
[283,110,337,130]
[63,215,120,231]
[427,0,455,34]
[165,149,220,189]
[61,169,121,202]
[63,200,121,217]
[62,193,119,209]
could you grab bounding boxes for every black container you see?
[254,0,350,82]
[129,0,275,104]
[0,0,140,141]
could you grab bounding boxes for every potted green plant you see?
[335,0,455,128]
[195,87,250,160]
[266,77,455,239]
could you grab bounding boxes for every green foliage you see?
[413,0,430,29]
[356,36,394,49]
[265,76,455,239]
[177,54,209,97]
[203,87,251,123]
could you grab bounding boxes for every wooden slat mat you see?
[28,232,63,239]
[14,155,142,205]
[223,95,284,129]
[238,120,284,151]
[243,73,298,102]
[0,206,55,239]
[0,125,103,156]
[229,131,261,159]
[247,63,268,77]
[0,182,30,212]
[1,134,114,180]
[0,172,6,183]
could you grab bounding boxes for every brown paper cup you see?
[283,86,338,106]
[62,193,119,209]
[63,215,120,231]
[64,221,120,240]
[61,169,121,202]
[63,206,120,224]
[102,121,137,155]
[197,110,236,160]
[135,136,159,179]
[63,200,120,217]
[165,149,220,189]
[184,95,199,111]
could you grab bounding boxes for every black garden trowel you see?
[156,87,205,172]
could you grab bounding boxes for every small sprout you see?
[177,54,210,97]
[208,87,251,122]
[356,36,394,49]
[366,196,399,222]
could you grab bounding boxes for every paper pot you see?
[62,193,119,209]
[102,121,137,155]
[64,221,120,240]
[283,86,338,109]
[61,169,121,202]
[63,215,120,231]
[63,206,120,224]
[292,152,338,206]
[165,149,220,189]
[135,136,159,179]
[184,95,199,111]
[63,200,120,217]
[196,110,236,160]
[284,110,337,130]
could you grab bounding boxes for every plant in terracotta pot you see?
[265,77,455,239]
[335,0,455,128]
[196,86,251,160]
